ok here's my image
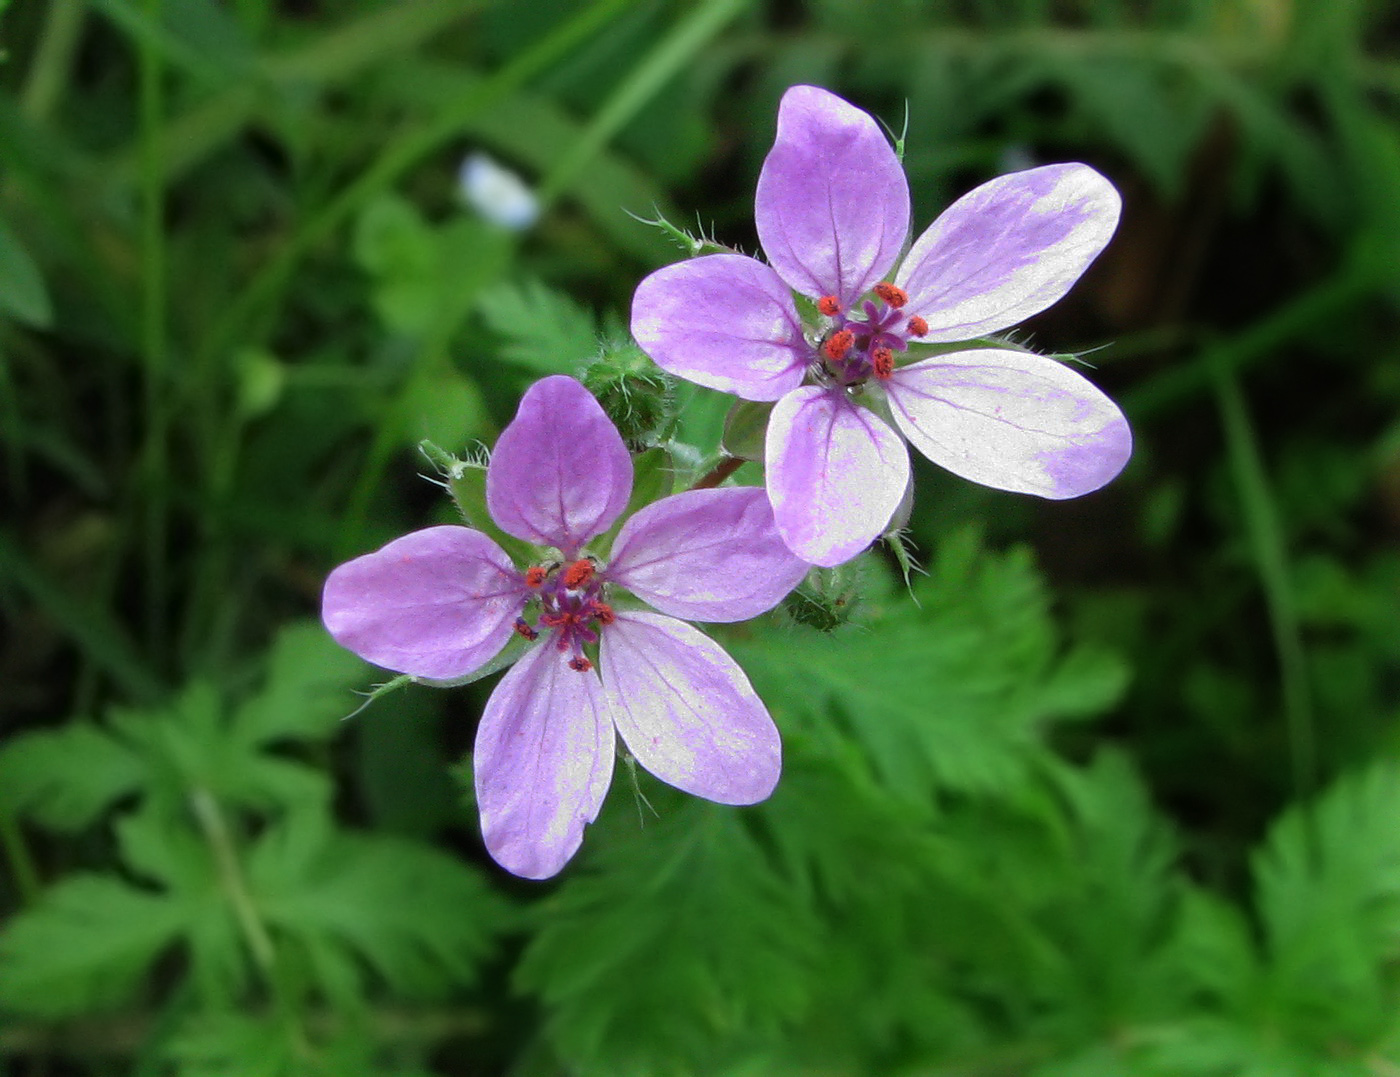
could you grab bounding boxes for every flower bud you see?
[580,342,674,448]
[782,563,863,632]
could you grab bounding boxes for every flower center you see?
[517,558,614,673]
[816,281,927,386]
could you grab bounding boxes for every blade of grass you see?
[1208,358,1316,797]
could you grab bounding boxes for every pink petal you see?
[631,254,809,402]
[885,348,1132,499]
[607,487,810,622]
[755,85,910,307]
[486,375,633,556]
[765,386,910,567]
[601,612,779,805]
[322,526,523,680]
[896,163,1121,341]
[473,642,616,879]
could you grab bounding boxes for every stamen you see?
[823,329,855,361]
[872,347,894,380]
[873,282,908,309]
[568,656,593,673]
[594,602,615,626]
[513,618,539,641]
[525,565,547,589]
[562,559,594,589]
[818,295,841,317]
[906,315,928,337]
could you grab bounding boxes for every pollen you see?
[525,565,547,589]
[872,347,894,380]
[817,295,842,317]
[568,656,593,673]
[594,602,615,626]
[514,618,539,641]
[906,314,928,337]
[823,329,855,361]
[562,559,594,589]
[873,282,908,309]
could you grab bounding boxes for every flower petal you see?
[607,487,809,622]
[473,642,616,879]
[765,386,910,567]
[896,163,1121,341]
[631,254,808,402]
[602,612,779,805]
[755,85,909,307]
[885,348,1132,498]
[486,375,633,556]
[322,526,523,680]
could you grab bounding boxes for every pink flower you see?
[632,85,1132,566]
[322,376,809,879]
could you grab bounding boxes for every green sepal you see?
[721,399,773,461]
[419,440,536,565]
[884,528,925,595]
[340,674,415,722]
[592,448,674,558]
[414,633,532,689]
[782,562,861,632]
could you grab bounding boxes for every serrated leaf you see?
[233,622,369,746]
[249,806,510,1000]
[517,798,820,1072]
[0,875,188,1016]
[476,277,599,374]
[733,531,1129,799]
[0,723,145,829]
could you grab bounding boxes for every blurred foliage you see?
[2,0,1399,1074]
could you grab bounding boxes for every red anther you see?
[562,559,594,589]
[568,656,593,673]
[823,329,855,361]
[873,282,908,309]
[513,618,539,641]
[872,347,894,380]
[525,565,547,589]
[906,314,928,337]
[594,602,615,626]
[817,295,842,317]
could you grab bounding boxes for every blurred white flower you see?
[459,152,539,232]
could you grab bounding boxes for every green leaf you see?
[249,806,511,1000]
[734,530,1129,800]
[476,277,600,375]
[232,621,369,746]
[0,217,52,328]
[516,798,820,1073]
[0,724,145,830]
[0,875,188,1016]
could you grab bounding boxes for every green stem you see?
[1209,359,1316,797]
[189,789,277,976]
[138,0,170,663]
[690,455,743,490]
[18,0,86,123]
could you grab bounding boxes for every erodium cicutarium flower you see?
[631,84,1133,567]
[322,376,809,879]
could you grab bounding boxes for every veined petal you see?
[607,487,809,622]
[885,348,1132,499]
[765,386,909,567]
[322,526,523,680]
[486,375,633,557]
[896,163,1121,341]
[602,612,779,805]
[474,642,616,879]
[756,85,909,307]
[631,255,808,402]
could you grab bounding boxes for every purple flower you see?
[322,375,809,879]
[632,85,1132,566]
